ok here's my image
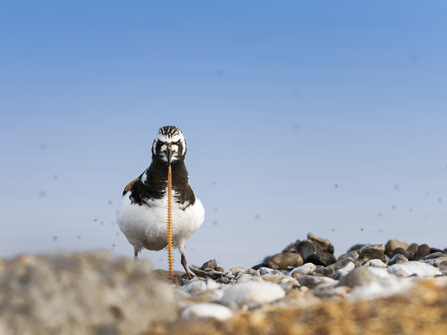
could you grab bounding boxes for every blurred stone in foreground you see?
[0,251,177,335]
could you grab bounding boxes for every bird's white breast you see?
[115,190,204,253]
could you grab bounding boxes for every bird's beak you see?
[166,147,173,167]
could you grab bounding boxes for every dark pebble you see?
[337,251,359,262]
[296,240,319,259]
[313,265,336,277]
[391,247,411,259]
[305,252,336,267]
[430,247,444,254]
[423,252,445,260]
[328,257,356,271]
[358,249,386,263]
[307,233,334,254]
[200,259,217,270]
[388,254,408,266]
[282,239,301,253]
[348,244,366,252]
[412,244,430,261]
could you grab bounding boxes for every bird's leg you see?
[181,252,192,280]
[134,249,139,261]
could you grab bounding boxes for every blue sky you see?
[1,1,446,270]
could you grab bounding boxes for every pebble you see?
[360,244,386,253]
[189,264,225,279]
[348,243,366,252]
[289,263,317,276]
[407,243,419,254]
[347,267,414,300]
[362,259,388,268]
[229,267,246,276]
[307,232,335,254]
[329,257,356,271]
[412,244,431,261]
[391,247,411,260]
[424,256,447,270]
[385,239,410,254]
[181,302,233,321]
[387,261,442,277]
[297,275,337,289]
[336,267,381,288]
[221,280,285,308]
[258,267,281,276]
[296,240,319,259]
[201,259,218,270]
[260,274,285,283]
[337,250,359,262]
[388,254,409,266]
[313,265,336,277]
[331,261,355,280]
[305,252,336,267]
[268,253,304,269]
[183,277,221,294]
[358,248,386,263]
[423,252,445,260]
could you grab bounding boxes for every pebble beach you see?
[1,233,447,335]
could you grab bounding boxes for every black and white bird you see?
[116,126,204,279]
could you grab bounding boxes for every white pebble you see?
[387,261,442,277]
[363,259,387,268]
[181,303,233,321]
[289,263,316,276]
[222,280,285,308]
[349,267,414,300]
[181,277,220,294]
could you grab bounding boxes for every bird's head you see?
[152,126,187,166]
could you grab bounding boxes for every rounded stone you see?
[201,259,217,270]
[407,243,419,254]
[391,247,411,259]
[412,244,431,261]
[268,253,304,270]
[336,266,381,288]
[297,275,337,289]
[385,239,410,254]
[313,265,336,277]
[289,263,317,276]
[348,243,366,252]
[337,250,359,262]
[229,267,245,276]
[329,257,356,271]
[295,240,319,259]
[423,252,445,260]
[360,244,385,253]
[282,239,301,253]
[387,254,408,266]
[221,280,285,307]
[363,259,388,268]
[181,302,233,321]
[331,262,355,280]
[387,261,442,277]
[358,249,386,263]
[304,252,336,267]
[307,233,335,254]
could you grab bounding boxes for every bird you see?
[115,125,205,279]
